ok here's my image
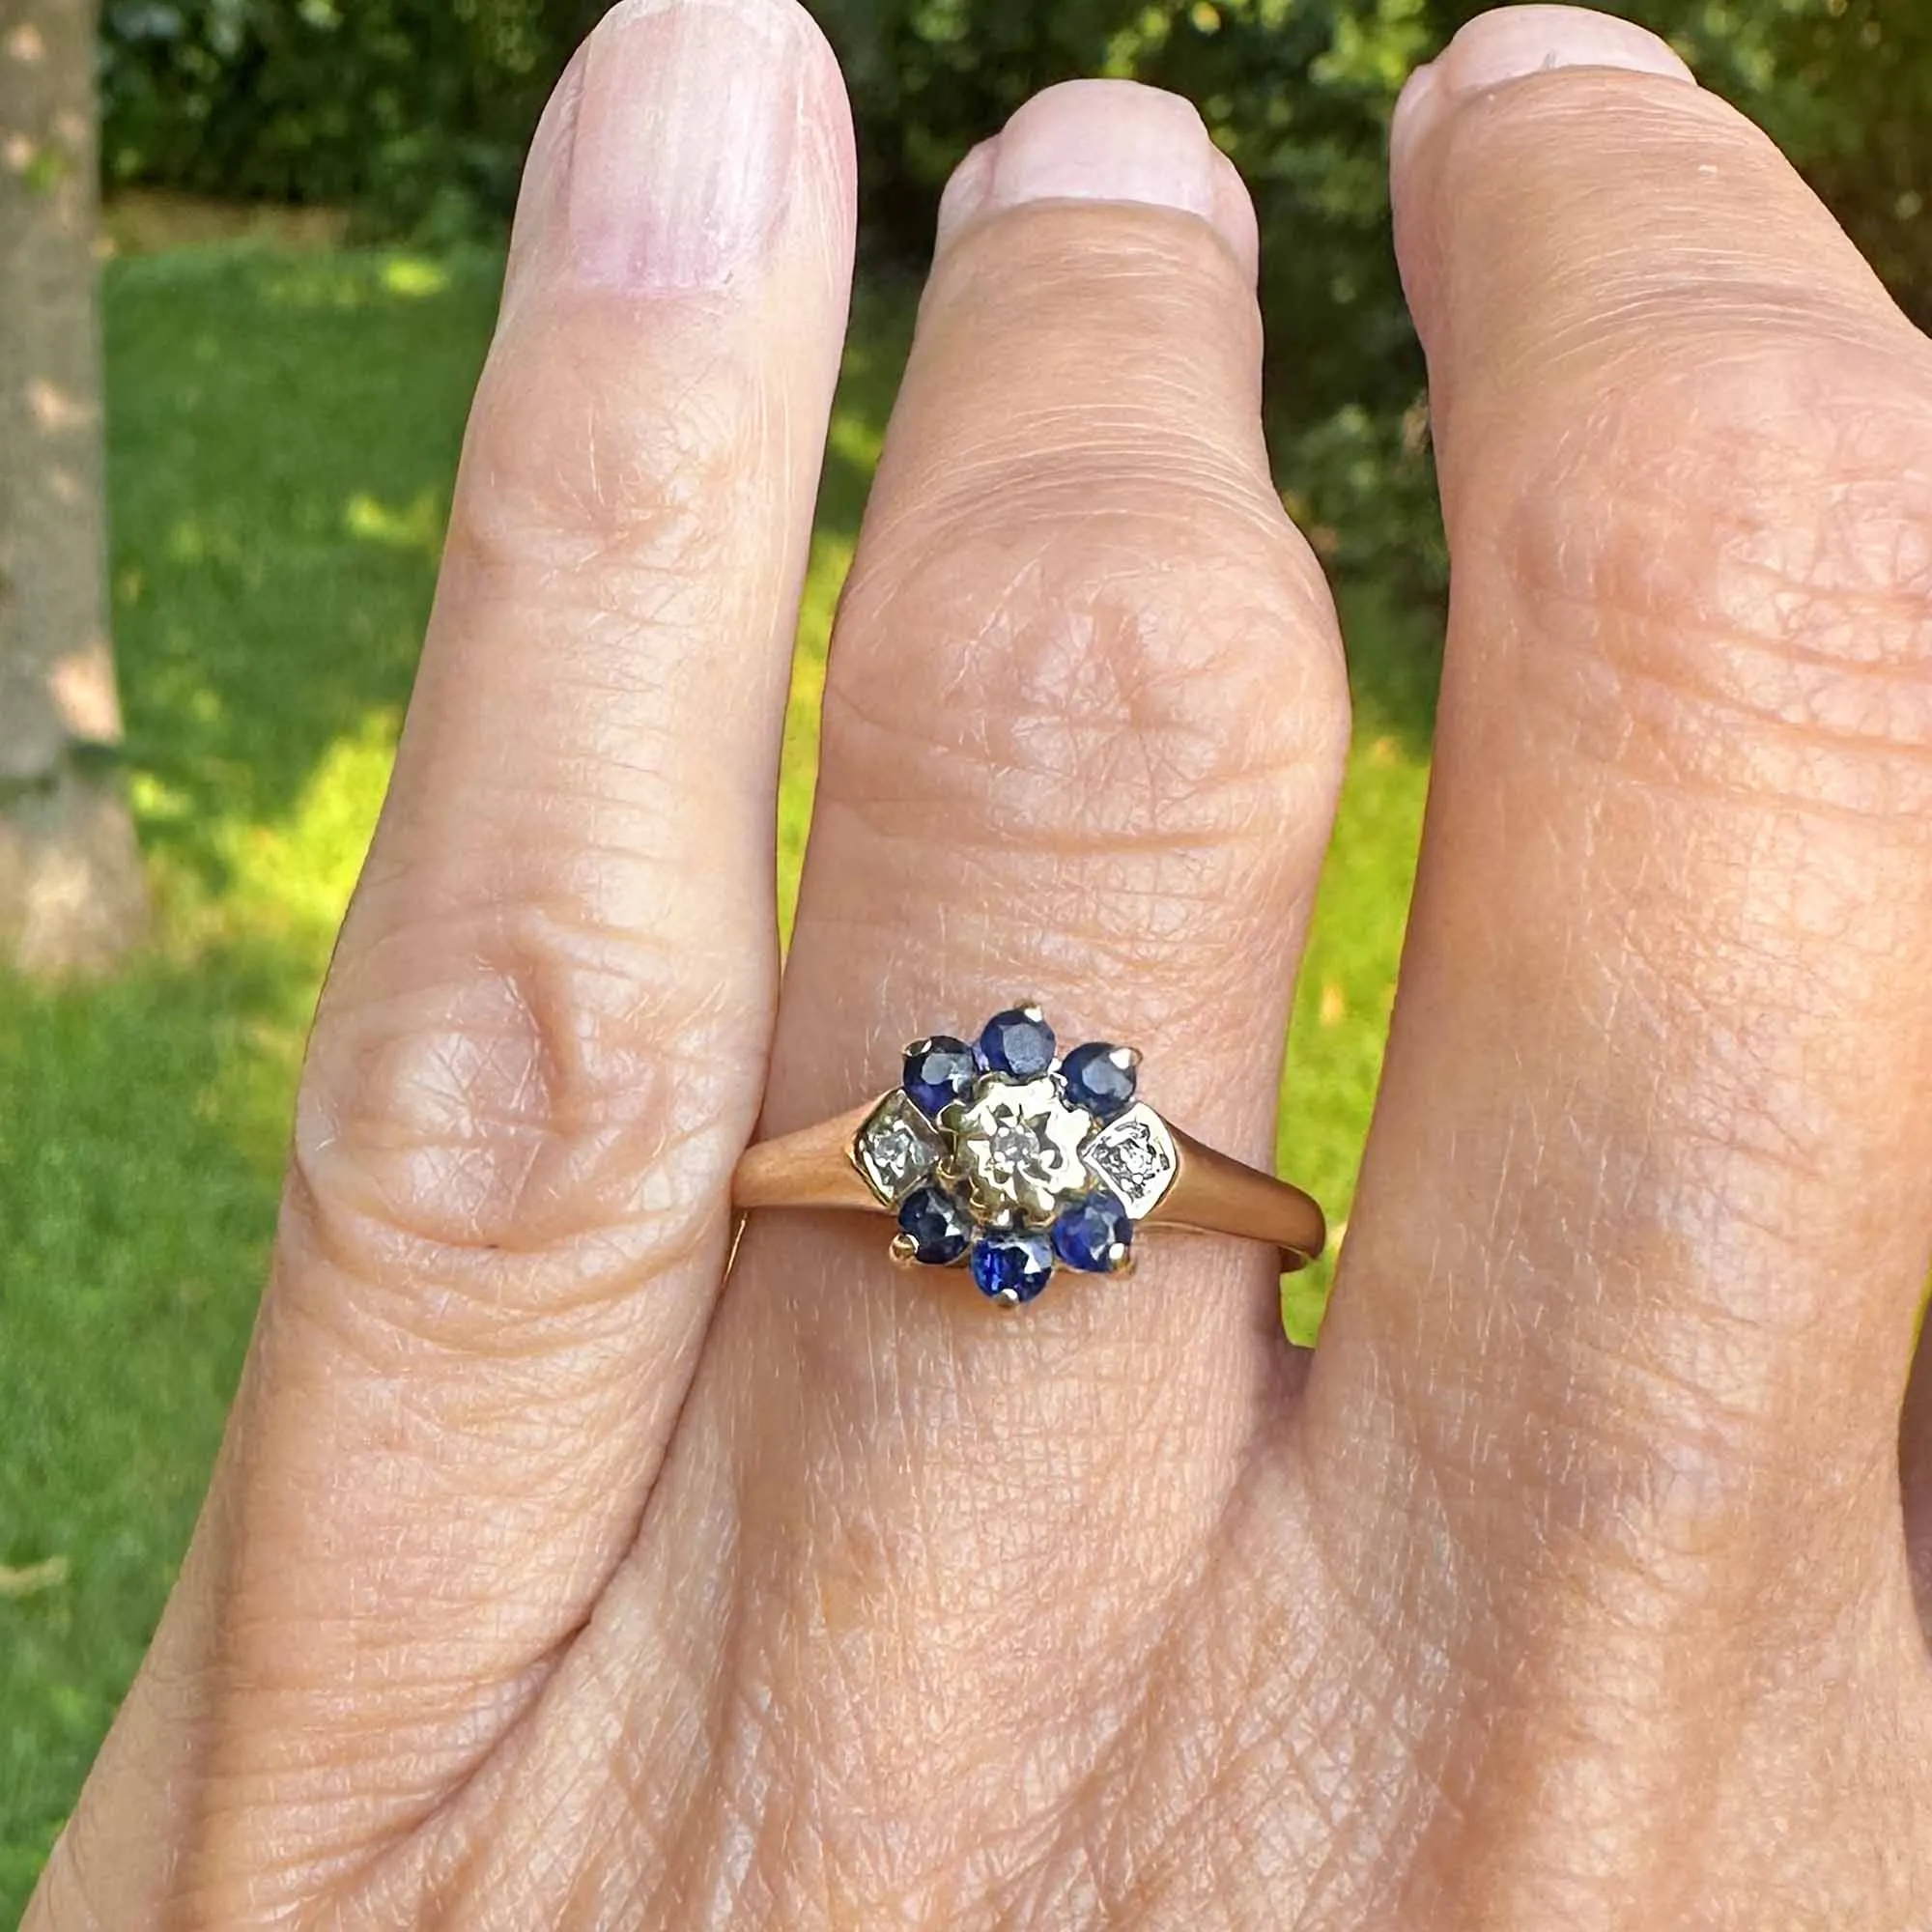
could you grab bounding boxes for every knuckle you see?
[828,471,1349,1012]
[835,444,1350,838]
[285,894,760,1341]
[1423,75,1866,360]
[853,205,1350,857]
[806,196,1360,886]
[449,300,771,606]
[1483,332,1932,813]
[818,461,1350,1034]
[924,204,1243,345]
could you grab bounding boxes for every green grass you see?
[0,245,1432,1910]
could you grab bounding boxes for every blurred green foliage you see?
[99,0,1932,591]
[101,0,603,242]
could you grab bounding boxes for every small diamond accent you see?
[854,1091,946,1205]
[952,1075,1093,1227]
[1082,1103,1178,1220]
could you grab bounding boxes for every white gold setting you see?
[1082,1103,1179,1220]
[854,1090,945,1204]
[949,1075,1094,1229]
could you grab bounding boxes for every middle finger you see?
[626,75,1348,1891]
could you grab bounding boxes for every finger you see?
[1896,1284,1932,1628]
[454,80,1351,1902]
[1309,0,1932,1814]
[50,0,856,1909]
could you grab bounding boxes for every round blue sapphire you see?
[902,1036,977,1120]
[897,1184,972,1266]
[978,1009,1056,1079]
[1060,1041,1137,1122]
[1053,1191,1133,1273]
[970,1232,1055,1304]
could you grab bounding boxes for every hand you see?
[32,5,1932,1925]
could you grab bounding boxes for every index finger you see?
[41,1,857,1912]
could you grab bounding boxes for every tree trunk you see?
[0,0,145,974]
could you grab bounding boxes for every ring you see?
[731,1005,1326,1307]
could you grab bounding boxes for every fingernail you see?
[567,0,807,292]
[1393,5,1694,169]
[933,139,997,255]
[940,78,1229,248]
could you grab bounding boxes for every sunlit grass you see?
[777,287,914,935]
[0,245,1430,1906]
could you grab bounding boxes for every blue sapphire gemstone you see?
[1053,1191,1133,1273]
[897,1184,973,1266]
[902,1036,977,1120]
[978,1009,1056,1079]
[970,1232,1055,1304]
[1060,1041,1137,1122]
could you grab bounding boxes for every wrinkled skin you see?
[30,5,1932,1926]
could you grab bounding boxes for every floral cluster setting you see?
[851,1006,1181,1307]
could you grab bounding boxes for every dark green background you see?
[99,0,1932,589]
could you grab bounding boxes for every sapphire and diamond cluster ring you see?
[732,1005,1326,1308]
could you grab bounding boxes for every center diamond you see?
[952,1076,1093,1227]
